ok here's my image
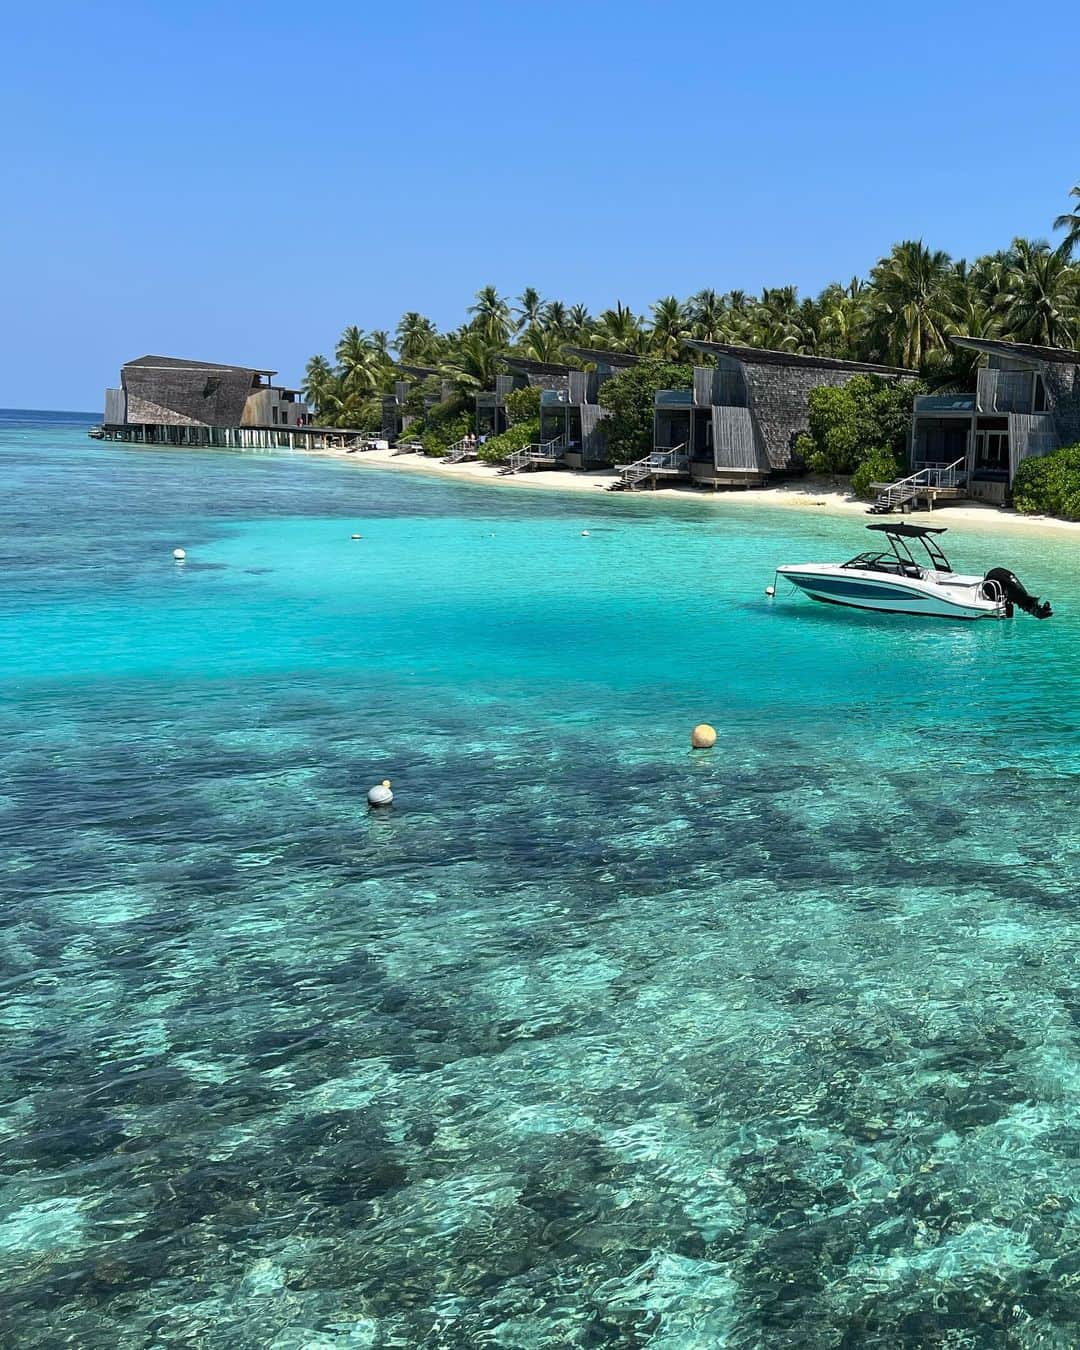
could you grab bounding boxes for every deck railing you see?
[913,393,975,413]
[872,456,967,511]
[443,437,474,464]
[502,436,569,475]
[617,444,689,489]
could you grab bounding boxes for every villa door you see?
[974,428,1009,473]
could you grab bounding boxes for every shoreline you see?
[318,444,1080,537]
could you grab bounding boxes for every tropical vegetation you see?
[795,375,924,496]
[1011,443,1080,519]
[301,185,1080,492]
[596,362,694,463]
[476,419,542,465]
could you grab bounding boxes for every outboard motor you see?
[984,567,1052,619]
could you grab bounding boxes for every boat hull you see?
[776,566,1007,621]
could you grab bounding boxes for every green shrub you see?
[400,393,472,450]
[851,448,903,499]
[1012,443,1080,519]
[426,394,470,428]
[793,432,815,464]
[404,411,471,457]
[477,419,541,464]
[403,386,428,417]
[596,361,694,463]
[800,374,923,476]
[505,385,541,425]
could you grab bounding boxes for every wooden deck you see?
[870,482,968,511]
[871,459,969,513]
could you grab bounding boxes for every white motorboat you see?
[774,523,1052,622]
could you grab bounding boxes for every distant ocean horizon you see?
[4,411,1080,1345]
[1,405,100,424]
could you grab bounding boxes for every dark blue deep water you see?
[2,411,1080,1347]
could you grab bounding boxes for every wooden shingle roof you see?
[500,355,573,376]
[951,337,1080,367]
[685,341,914,376]
[561,346,643,369]
[396,364,442,378]
[123,355,277,376]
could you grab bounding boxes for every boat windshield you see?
[842,550,922,576]
[843,528,953,575]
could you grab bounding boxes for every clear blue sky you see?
[4,0,1079,411]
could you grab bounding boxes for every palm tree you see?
[514,287,544,332]
[439,331,505,395]
[303,355,337,418]
[869,241,958,368]
[1053,185,1080,257]
[335,326,381,393]
[320,385,380,431]
[596,302,642,353]
[395,312,440,365]
[566,304,593,338]
[649,296,690,358]
[998,238,1078,348]
[722,291,755,344]
[518,326,565,363]
[963,252,1005,315]
[818,279,869,361]
[468,286,512,344]
[541,299,568,334]
[688,289,726,343]
[751,286,808,352]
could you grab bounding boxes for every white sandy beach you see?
[320,444,1080,538]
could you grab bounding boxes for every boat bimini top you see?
[843,523,953,578]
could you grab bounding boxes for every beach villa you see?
[489,348,642,473]
[551,347,641,469]
[910,338,1080,503]
[620,344,916,490]
[473,357,575,439]
[381,366,451,441]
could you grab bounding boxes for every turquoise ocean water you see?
[2,409,1080,1347]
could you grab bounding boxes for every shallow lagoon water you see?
[2,411,1080,1347]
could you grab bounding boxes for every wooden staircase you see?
[499,436,569,475]
[443,437,474,464]
[609,445,689,491]
[869,457,968,513]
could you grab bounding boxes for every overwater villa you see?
[95,355,320,449]
[908,338,1080,505]
[621,344,915,490]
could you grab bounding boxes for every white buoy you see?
[765,585,776,597]
[367,779,393,806]
[173,548,186,561]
